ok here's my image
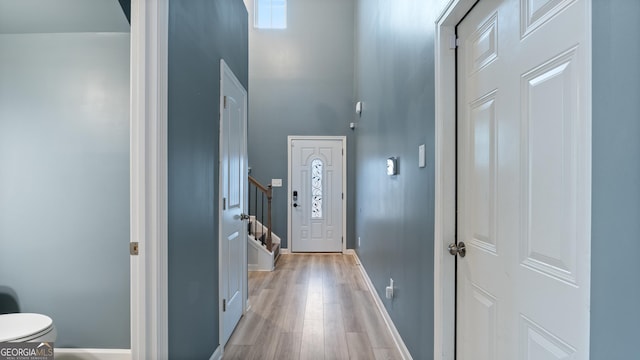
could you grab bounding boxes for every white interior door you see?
[219,60,248,346]
[456,0,590,359]
[289,137,345,253]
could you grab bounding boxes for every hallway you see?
[222,254,402,360]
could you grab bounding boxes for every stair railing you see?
[248,175,273,251]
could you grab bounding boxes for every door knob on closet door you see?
[448,242,466,257]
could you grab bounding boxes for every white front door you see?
[219,60,248,346]
[456,0,590,359]
[289,137,345,253]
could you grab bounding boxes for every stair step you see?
[248,233,280,271]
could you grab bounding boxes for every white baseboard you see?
[284,249,351,255]
[248,264,273,271]
[209,345,223,360]
[344,248,356,256]
[54,349,131,360]
[350,252,413,360]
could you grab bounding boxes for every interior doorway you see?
[435,0,592,358]
[0,1,135,357]
[218,59,249,347]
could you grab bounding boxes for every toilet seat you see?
[0,313,55,342]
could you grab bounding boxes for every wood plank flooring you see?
[222,254,402,360]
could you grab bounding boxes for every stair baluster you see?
[248,175,273,251]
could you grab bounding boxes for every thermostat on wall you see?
[386,157,398,176]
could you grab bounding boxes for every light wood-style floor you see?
[222,254,402,360]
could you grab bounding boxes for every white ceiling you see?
[0,0,129,34]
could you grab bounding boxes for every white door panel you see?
[456,0,590,359]
[289,137,344,253]
[219,60,247,346]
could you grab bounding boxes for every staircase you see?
[247,176,281,271]
[248,216,281,271]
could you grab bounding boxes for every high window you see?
[254,0,287,29]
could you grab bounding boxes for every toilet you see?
[0,313,57,343]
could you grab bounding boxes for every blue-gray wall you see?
[0,33,130,348]
[167,0,247,358]
[591,1,640,358]
[117,0,131,24]
[353,0,447,358]
[247,0,355,249]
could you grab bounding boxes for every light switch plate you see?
[271,179,282,187]
[419,144,426,168]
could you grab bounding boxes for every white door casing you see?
[130,0,169,359]
[288,136,346,253]
[455,0,591,359]
[219,59,248,346]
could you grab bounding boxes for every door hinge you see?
[130,242,139,256]
[342,236,344,244]
[342,193,344,200]
[450,34,459,49]
[223,299,226,312]
[223,197,226,210]
[223,96,227,109]
[342,148,344,155]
